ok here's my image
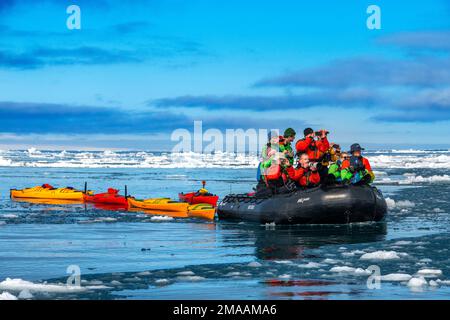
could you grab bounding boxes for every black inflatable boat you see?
[217,185,387,224]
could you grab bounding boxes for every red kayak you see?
[178,192,219,207]
[178,181,219,207]
[84,188,128,206]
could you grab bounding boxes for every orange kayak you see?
[188,204,216,220]
[127,197,189,213]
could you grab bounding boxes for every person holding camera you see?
[295,127,330,181]
[341,143,375,185]
[286,153,321,188]
[295,128,330,162]
[327,151,349,184]
[258,152,295,195]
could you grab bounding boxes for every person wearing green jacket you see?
[340,144,375,185]
[279,128,296,166]
[257,131,280,181]
[328,152,349,183]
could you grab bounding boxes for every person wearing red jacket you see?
[286,153,321,188]
[295,128,330,163]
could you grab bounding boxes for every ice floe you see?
[18,289,33,299]
[248,261,262,268]
[379,273,412,282]
[385,198,415,210]
[0,291,17,300]
[297,262,323,269]
[416,269,443,277]
[360,251,406,261]
[407,277,427,288]
[0,278,109,293]
[176,276,205,281]
[150,216,174,221]
[329,266,370,276]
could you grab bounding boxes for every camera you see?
[315,130,329,136]
[309,162,318,170]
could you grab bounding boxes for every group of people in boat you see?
[256,127,375,195]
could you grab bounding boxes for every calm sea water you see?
[0,150,449,300]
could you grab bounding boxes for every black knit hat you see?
[303,128,314,136]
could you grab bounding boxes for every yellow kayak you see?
[188,204,216,220]
[10,186,90,201]
[128,207,189,218]
[11,198,84,205]
[127,197,189,213]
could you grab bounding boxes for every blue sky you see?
[0,0,450,150]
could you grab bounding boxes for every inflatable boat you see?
[217,185,387,224]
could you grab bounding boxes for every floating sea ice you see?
[0,278,86,293]
[385,198,396,210]
[297,262,323,269]
[176,276,205,282]
[18,289,33,299]
[400,174,450,184]
[379,273,412,282]
[329,266,370,276]
[385,198,415,210]
[407,277,427,288]
[360,251,406,261]
[342,250,366,257]
[322,258,340,264]
[416,269,443,278]
[436,279,450,286]
[150,216,174,221]
[155,279,169,285]
[2,214,18,219]
[94,217,117,223]
[226,272,241,277]
[396,200,416,209]
[278,274,291,279]
[429,280,439,287]
[110,280,122,286]
[274,260,293,264]
[0,291,17,300]
[394,241,413,246]
[247,261,262,268]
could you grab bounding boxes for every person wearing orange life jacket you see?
[286,153,321,188]
[295,128,330,162]
[295,128,330,182]
[263,152,295,193]
[341,143,375,185]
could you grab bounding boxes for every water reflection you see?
[218,222,387,260]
